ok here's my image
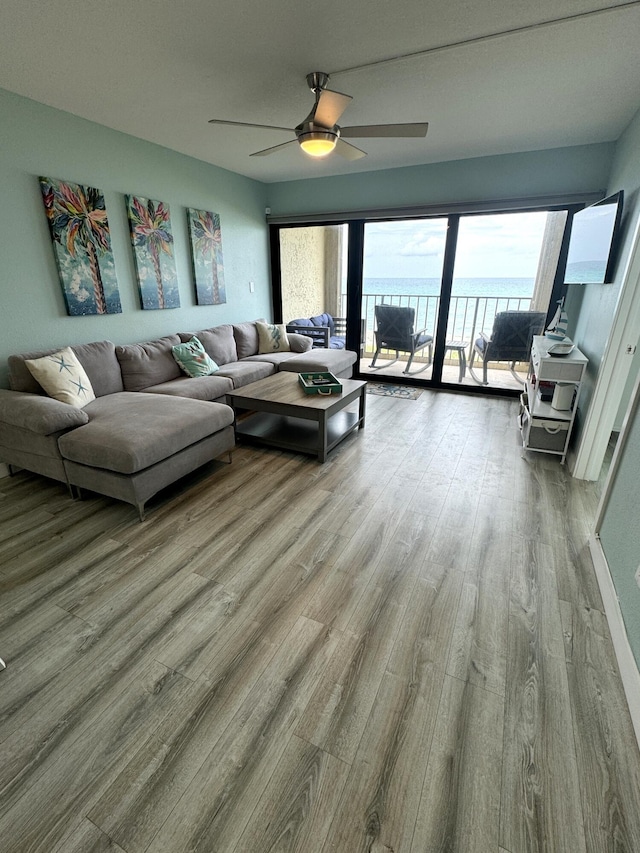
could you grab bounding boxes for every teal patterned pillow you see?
[171,336,219,377]
[256,322,290,353]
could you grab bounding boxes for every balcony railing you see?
[344,292,533,362]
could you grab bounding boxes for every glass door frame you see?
[269,201,579,399]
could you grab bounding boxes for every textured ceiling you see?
[1,0,639,183]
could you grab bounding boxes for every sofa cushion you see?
[242,352,304,368]
[8,340,123,397]
[179,325,237,365]
[288,333,313,353]
[279,348,357,377]
[58,392,234,474]
[25,347,96,408]
[172,337,219,377]
[142,374,234,401]
[116,335,182,392]
[233,320,265,360]
[257,322,290,353]
[0,388,89,435]
[216,360,275,388]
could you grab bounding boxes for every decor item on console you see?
[545,297,569,341]
[126,195,179,310]
[39,176,122,316]
[187,208,226,305]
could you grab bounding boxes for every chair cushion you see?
[310,313,335,334]
[329,336,345,350]
[415,334,433,348]
[474,336,487,354]
[288,318,314,327]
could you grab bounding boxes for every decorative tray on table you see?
[298,371,342,395]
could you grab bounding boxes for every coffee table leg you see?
[319,411,328,462]
[359,386,366,428]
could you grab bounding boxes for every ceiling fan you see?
[208,71,428,160]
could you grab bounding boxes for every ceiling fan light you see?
[299,131,337,157]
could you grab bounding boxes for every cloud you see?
[399,234,444,257]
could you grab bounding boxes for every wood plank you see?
[236,735,350,853]
[561,600,640,851]
[0,660,190,853]
[50,818,127,853]
[446,575,508,696]
[139,616,339,853]
[322,666,444,852]
[386,561,464,676]
[500,536,587,853]
[411,676,504,853]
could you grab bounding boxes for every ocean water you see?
[357,277,535,341]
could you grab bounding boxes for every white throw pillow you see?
[25,346,96,408]
[256,322,290,353]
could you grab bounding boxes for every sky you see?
[362,211,550,279]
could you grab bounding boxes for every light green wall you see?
[0,88,270,388]
[266,144,614,216]
[596,106,640,665]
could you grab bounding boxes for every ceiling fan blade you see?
[341,122,429,138]
[313,89,352,128]
[335,138,367,161]
[208,118,293,132]
[250,139,298,157]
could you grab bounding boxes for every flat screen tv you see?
[564,191,623,284]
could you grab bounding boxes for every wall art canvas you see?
[126,195,180,310]
[39,176,122,315]
[187,208,226,305]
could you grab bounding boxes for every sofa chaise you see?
[0,320,357,518]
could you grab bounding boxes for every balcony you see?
[354,292,535,390]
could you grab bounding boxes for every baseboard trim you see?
[589,533,640,748]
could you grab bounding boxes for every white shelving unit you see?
[519,335,588,464]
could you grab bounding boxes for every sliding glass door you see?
[447,211,562,390]
[359,218,449,383]
[272,205,569,395]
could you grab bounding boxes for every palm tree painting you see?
[126,196,180,310]
[39,177,121,315]
[187,208,226,305]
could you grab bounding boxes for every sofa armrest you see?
[288,333,313,353]
[286,324,330,348]
[0,389,89,435]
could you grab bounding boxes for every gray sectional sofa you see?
[0,320,357,518]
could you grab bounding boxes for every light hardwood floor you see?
[1,388,639,853]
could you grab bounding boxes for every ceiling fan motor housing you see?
[306,71,330,92]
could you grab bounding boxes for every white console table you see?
[519,335,588,464]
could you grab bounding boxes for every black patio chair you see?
[470,310,546,385]
[370,304,433,374]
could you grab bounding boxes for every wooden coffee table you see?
[227,372,366,462]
